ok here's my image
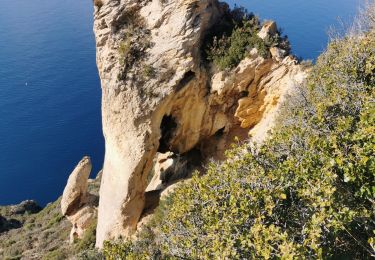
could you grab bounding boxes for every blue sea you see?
[0,0,103,206]
[0,0,361,206]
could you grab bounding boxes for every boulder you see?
[146,152,187,192]
[61,156,98,243]
[61,156,92,216]
[270,47,287,62]
[257,21,278,40]
[9,200,41,215]
[0,215,21,233]
[0,215,7,233]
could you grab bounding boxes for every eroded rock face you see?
[61,156,92,216]
[93,0,307,247]
[257,20,277,39]
[146,152,187,192]
[61,157,97,243]
[68,205,97,243]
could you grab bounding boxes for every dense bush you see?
[205,7,289,70]
[104,8,375,260]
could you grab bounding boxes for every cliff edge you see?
[93,0,307,247]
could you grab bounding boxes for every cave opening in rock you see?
[141,148,203,219]
[240,90,249,98]
[158,115,177,153]
[214,127,225,139]
[183,147,204,168]
[176,70,195,91]
[142,190,162,215]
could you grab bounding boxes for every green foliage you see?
[103,227,160,260]
[118,39,131,65]
[206,17,264,70]
[205,7,289,70]
[76,249,104,260]
[103,240,137,260]
[104,19,375,259]
[302,33,375,205]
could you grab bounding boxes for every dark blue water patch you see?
[227,0,362,60]
[0,0,104,206]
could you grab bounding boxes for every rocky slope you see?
[93,0,307,247]
[0,171,102,259]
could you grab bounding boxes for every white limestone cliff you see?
[93,0,307,247]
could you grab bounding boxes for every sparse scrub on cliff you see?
[263,27,291,52]
[103,5,375,258]
[116,7,152,82]
[118,31,151,71]
[118,39,132,66]
[205,6,289,70]
[142,64,156,78]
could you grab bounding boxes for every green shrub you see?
[205,7,289,70]
[118,29,151,72]
[205,13,263,70]
[76,249,104,260]
[118,39,131,65]
[103,225,160,260]
[154,30,375,259]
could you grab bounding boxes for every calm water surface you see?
[0,0,103,205]
[0,0,361,205]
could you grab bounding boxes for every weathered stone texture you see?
[93,0,307,247]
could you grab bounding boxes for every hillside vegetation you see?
[103,5,375,260]
[0,177,102,260]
